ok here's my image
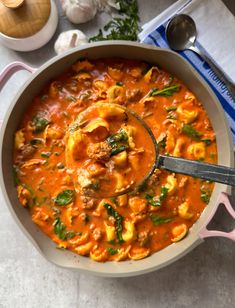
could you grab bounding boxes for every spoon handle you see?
[158,155,235,186]
[189,45,235,99]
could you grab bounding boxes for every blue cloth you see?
[142,24,235,146]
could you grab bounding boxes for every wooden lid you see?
[0,0,51,38]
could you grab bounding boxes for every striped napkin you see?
[139,0,235,146]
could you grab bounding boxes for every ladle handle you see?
[189,45,235,99]
[158,155,235,186]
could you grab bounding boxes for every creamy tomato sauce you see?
[13,58,217,261]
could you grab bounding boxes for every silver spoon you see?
[166,14,235,99]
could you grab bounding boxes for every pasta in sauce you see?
[14,58,217,262]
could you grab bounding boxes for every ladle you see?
[165,14,235,99]
[82,105,235,198]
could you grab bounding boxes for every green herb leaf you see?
[32,116,50,133]
[150,214,173,226]
[67,95,77,102]
[107,128,129,156]
[145,186,168,207]
[89,0,139,42]
[53,190,74,206]
[202,139,212,146]
[57,162,65,169]
[84,214,89,225]
[182,124,202,140]
[30,138,43,146]
[107,247,119,255]
[53,217,76,240]
[145,194,160,207]
[111,197,119,206]
[150,85,180,97]
[41,152,51,158]
[200,188,211,204]
[148,87,158,97]
[165,106,177,112]
[116,82,123,86]
[104,203,124,243]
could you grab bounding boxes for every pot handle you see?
[198,192,235,241]
[0,61,36,127]
[0,61,36,92]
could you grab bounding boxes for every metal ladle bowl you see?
[82,105,235,198]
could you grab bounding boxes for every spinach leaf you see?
[41,151,51,158]
[111,197,119,206]
[182,124,202,140]
[165,106,177,112]
[104,203,124,243]
[32,116,50,133]
[107,247,119,255]
[106,128,129,156]
[148,87,158,97]
[30,138,43,146]
[200,188,211,204]
[53,189,74,206]
[145,194,160,207]
[150,214,173,226]
[145,186,168,207]
[150,85,180,97]
[66,95,77,102]
[53,217,76,240]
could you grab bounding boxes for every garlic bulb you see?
[61,0,97,24]
[54,30,88,55]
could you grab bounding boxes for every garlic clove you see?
[54,30,88,55]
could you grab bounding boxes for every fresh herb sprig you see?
[89,0,139,42]
[148,85,180,97]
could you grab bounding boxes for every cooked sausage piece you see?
[87,141,112,162]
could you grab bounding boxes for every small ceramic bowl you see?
[0,0,58,52]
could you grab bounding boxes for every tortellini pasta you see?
[187,142,206,160]
[177,102,198,124]
[122,221,136,242]
[165,175,177,195]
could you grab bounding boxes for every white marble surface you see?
[0,1,235,307]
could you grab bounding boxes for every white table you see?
[0,1,235,307]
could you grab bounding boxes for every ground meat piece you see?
[126,89,142,103]
[20,144,36,159]
[87,141,111,162]
[137,231,150,247]
[80,196,97,209]
[92,227,102,241]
